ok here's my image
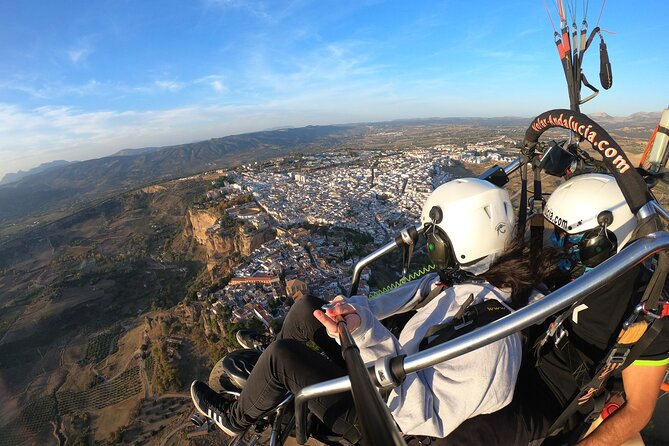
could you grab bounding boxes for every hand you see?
[313,296,361,337]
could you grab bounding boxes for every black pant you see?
[228,295,361,441]
[437,369,557,446]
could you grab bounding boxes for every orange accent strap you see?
[639,125,659,167]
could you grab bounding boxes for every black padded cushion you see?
[222,348,262,389]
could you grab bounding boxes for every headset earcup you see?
[578,229,617,268]
[426,228,455,268]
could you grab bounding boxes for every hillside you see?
[1,112,659,239]
[0,160,74,185]
[0,124,362,231]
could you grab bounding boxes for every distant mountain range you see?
[0,113,660,231]
[589,111,662,128]
[0,160,75,185]
[0,124,364,227]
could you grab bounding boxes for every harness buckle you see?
[453,317,474,331]
[623,303,644,328]
[639,300,669,320]
[605,348,629,365]
[554,326,568,349]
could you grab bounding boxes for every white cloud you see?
[0,87,417,179]
[68,48,89,64]
[154,80,183,92]
[195,75,228,93]
[66,38,94,65]
[210,80,226,92]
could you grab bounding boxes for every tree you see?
[150,344,181,393]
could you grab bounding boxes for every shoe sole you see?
[235,331,253,349]
[190,381,241,437]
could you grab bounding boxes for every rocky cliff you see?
[183,209,274,278]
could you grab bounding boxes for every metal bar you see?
[503,155,528,177]
[652,200,669,222]
[295,375,353,444]
[348,155,527,296]
[403,232,669,374]
[637,202,657,221]
[278,414,295,446]
[338,322,406,446]
[295,232,669,444]
[349,224,424,296]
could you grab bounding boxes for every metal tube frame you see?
[349,224,424,296]
[652,200,669,222]
[295,232,669,444]
[347,155,529,296]
[503,155,528,177]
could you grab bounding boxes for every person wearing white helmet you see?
[445,173,669,446]
[543,173,636,274]
[532,173,669,445]
[190,177,561,443]
[421,177,515,273]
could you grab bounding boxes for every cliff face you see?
[187,209,218,246]
[183,209,274,278]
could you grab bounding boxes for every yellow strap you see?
[617,321,648,345]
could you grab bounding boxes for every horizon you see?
[1,0,667,179]
[0,109,659,181]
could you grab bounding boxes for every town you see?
[193,141,518,339]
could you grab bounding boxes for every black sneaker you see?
[235,329,272,350]
[190,380,244,436]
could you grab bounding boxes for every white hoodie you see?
[343,273,522,438]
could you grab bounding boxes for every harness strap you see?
[621,317,667,370]
[548,306,668,436]
[419,299,511,351]
[517,162,528,239]
[545,252,669,436]
[530,164,544,257]
[414,284,445,310]
[640,250,669,309]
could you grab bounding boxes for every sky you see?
[0,0,667,180]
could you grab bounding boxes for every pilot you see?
[189,178,560,442]
[444,173,669,446]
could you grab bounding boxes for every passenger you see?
[444,173,669,446]
[189,178,559,442]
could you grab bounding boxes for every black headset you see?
[425,206,457,269]
[576,210,618,268]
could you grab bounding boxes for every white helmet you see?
[543,173,636,267]
[421,178,515,272]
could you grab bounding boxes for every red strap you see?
[661,302,669,318]
[601,402,620,420]
[557,42,566,59]
[562,32,570,52]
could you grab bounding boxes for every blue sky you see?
[0,0,667,179]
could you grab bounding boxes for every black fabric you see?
[231,338,360,441]
[599,40,613,90]
[579,71,600,101]
[276,294,346,368]
[228,295,362,442]
[628,317,669,362]
[419,299,510,351]
[622,318,667,369]
[535,265,667,408]
[435,388,553,446]
[517,162,528,239]
[524,109,651,213]
[444,264,669,445]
